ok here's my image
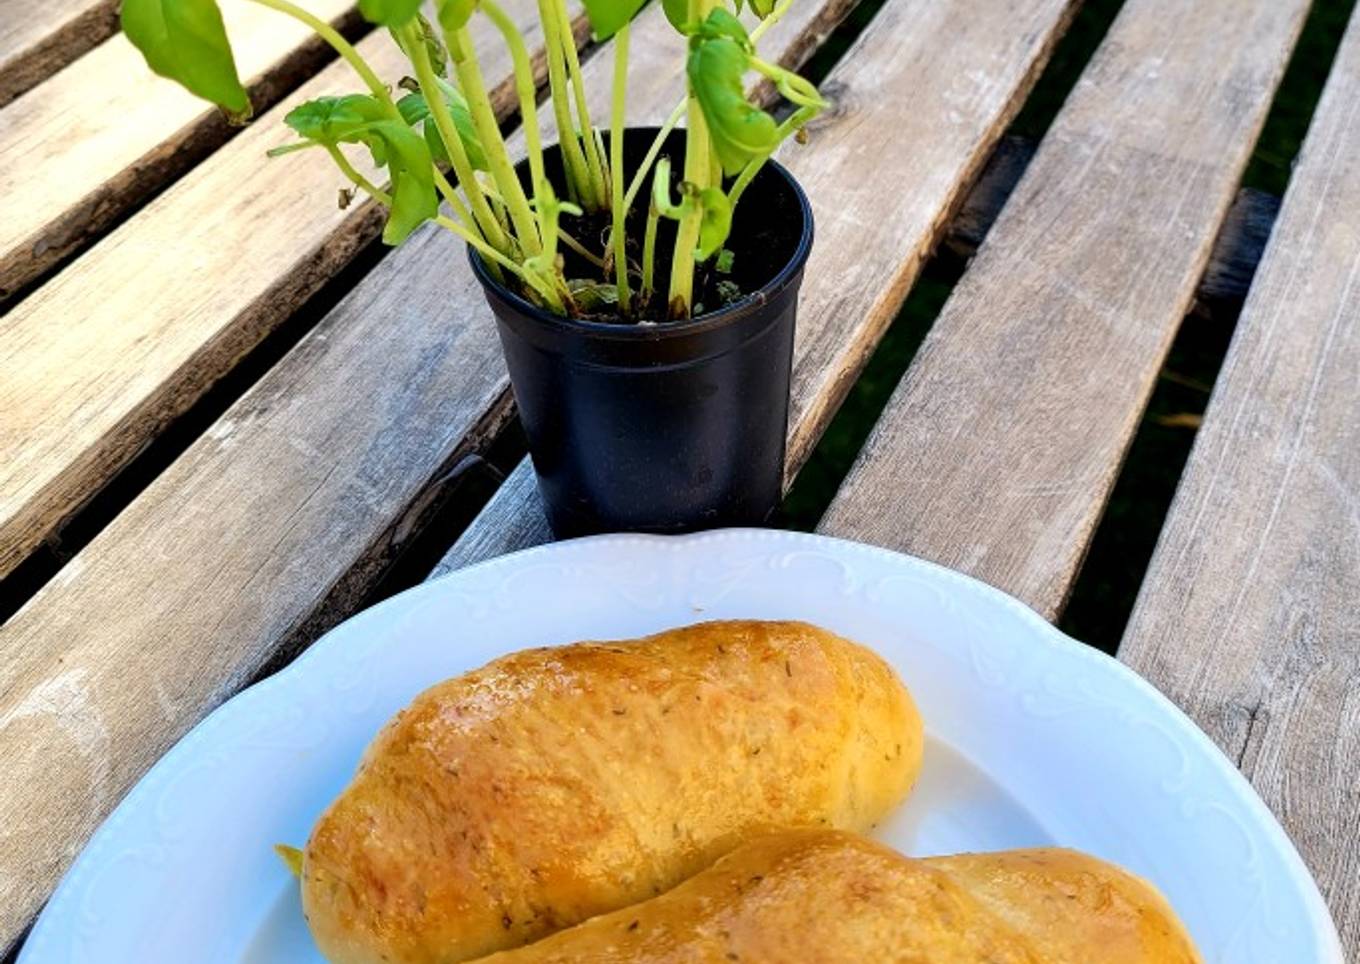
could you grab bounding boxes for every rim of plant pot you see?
[466,152,814,345]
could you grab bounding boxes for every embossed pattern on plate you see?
[20,530,1342,963]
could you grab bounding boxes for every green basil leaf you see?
[121,0,251,122]
[395,79,489,170]
[384,170,437,243]
[286,95,434,179]
[370,121,436,243]
[284,94,387,145]
[662,0,690,33]
[580,0,647,39]
[394,91,429,126]
[696,187,732,260]
[567,280,620,311]
[284,94,435,243]
[695,8,749,46]
[436,0,477,32]
[750,0,775,17]
[368,120,436,186]
[687,38,778,175]
[358,0,423,27]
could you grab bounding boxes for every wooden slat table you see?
[1,0,1356,957]
[0,0,119,107]
[1119,13,1360,950]
[0,0,361,304]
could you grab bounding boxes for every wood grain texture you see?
[0,2,847,953]
[817,0,1312,620]
[431,0,1085,577]
[0,2,543,582]
[0,0,118,107]
[0,0,360,303]
[945,136,1282,309]
[1119,12,1360,954]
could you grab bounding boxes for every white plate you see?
[21,530,1341,963]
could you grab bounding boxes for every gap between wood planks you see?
[1057,0,1360,651]
[1117,5,1360,948]
[0,4,374,310]
[783,0,1354,655]
[814,0,1314,626]
[0,0,118,108]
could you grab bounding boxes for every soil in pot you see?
[518,128,808,325]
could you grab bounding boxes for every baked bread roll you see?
[301,620,922,964]
[474,830,1202,963]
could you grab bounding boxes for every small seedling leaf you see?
[284,94,387,144]
[568,280,621,310]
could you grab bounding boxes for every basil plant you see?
[122,0,825,319]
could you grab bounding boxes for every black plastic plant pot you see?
[468,128,814,538]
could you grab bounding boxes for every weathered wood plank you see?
[0,0,118,107]
[0,3,545,582]
[945,136,1282,309]
[434,457,543,575]
[0,0,360,303]
[431,0,1085,577]
[1119,12,1360,954]
[0,2,849,952]
[817,0,1312,620]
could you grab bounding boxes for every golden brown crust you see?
[928,849,1202,960]
[301,621,922,964]
[474,831,1203,964]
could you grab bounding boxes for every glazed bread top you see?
[474,830,1203,963]
[301,620,922,963]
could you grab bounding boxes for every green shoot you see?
[536,0,597,208]
[641,198,660,301]
[404,17,509,253]
[609,23,631,311]
[480,0,549,202]
[122,0,826,322]
[443,22,542,253]
[554,0,610,207]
